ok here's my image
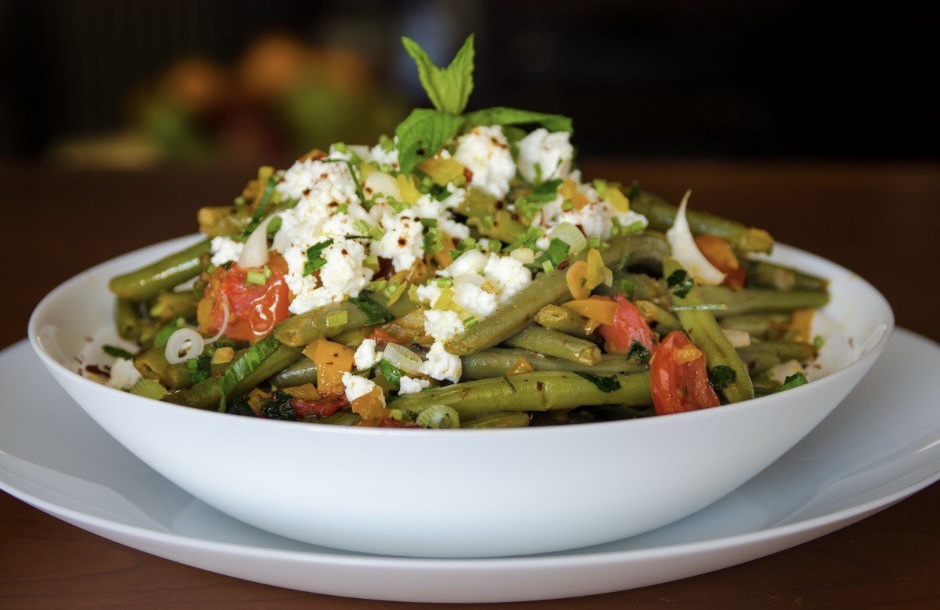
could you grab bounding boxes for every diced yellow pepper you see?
[563,297,618,325]
[418,157,467,186]
[605,187,630,212]
[306,339,354,395]
[396,173,422,204]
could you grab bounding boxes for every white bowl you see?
[27,235,893,558]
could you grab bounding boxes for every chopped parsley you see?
[303,239,334,276]
[708,365,737,392]
[574,372,622,393]
[667,269,694,299]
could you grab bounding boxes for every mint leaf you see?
[464,107,573,133]
[395,108,464,174]
[348,294,394,326]
[402,34,475,115]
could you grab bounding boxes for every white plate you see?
[1,329,938,603]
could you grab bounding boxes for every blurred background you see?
[0,0,935,169]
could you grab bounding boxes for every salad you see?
[103,35,830,428]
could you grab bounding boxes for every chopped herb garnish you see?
[154,318,184,348]
[574,372,622,393]
[377,359,402,387]
[545,238,571,266]
[261,391,296,420]
[186,353,212,385]
[667,269,694,298]
[620,277,636,300]
[708,365,736,391]
[348,294,394,325]
[531,178,564,202]
[626,340,651,363]
[103,344,135,360]
[303,239,334,276]
[245,269,268,285]
[775,372,809,393]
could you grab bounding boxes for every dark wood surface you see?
[1,160,938,609]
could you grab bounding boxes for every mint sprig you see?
[395,34,573,177]
[395,108,465,175]
[402,34,475,115]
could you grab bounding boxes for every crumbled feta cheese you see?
[209,236,244,267]
[442,248,487,277]
[516,128,574,183]
[354,339,383,370]
[420,341,462,383]
[276,158,360,205]
[424,309,465,342]
[372,213,424,272]
[370,138,400,170]
[284,237,373,315]
[453,282,498,318]
[342,372,384,403]
[411,188,471,240]
[328,143,371,163]
[415,281,444,307]
[398,375,431,395]
[108,358,142,390]
[483,254,532,302]
[454,125,515,199]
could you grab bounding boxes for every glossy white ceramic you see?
[26,236,893,558]
[3,330,936,602]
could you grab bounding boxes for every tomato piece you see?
[649,331,721,415]
[199,258,291,341]
[291,394,348,419]
[694,235,746,289]
[597,293,658,355]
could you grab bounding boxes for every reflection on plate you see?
[1,329,939,603]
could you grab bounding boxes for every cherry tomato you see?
[649,331,721,415]
[597,293,658,355]
[199,257,291,341]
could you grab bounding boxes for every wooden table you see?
[1,161,938,608]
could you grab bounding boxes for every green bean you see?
[696,286,829,318]
[461,412,532,428]
[630,190,774,254]
[114,298,146,341]
[149,290,199,321]
[446,234,665,356]
[461,348,645,380]
[665,258,755,403]
[503,326,601,365]
[109,239,211,301]
[270,357,318,387]
[273,291,416,347]
[635,300,682,334]
[163,344,303,409]
[741,258,829,292]
[535,304,592,339]
[597,272,665,301]
[736,340,817,375]
[389,371,652,421]
[134,346,194,390]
